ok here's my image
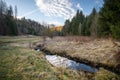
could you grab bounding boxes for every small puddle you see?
[34,48,98,73]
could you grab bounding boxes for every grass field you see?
[0,36,119,80]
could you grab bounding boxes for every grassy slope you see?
[0,36,119,80]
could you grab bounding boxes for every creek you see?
[34,47,98,73]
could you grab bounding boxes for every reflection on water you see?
[46,55,98,73]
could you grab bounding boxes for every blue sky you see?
[5,0,103,26]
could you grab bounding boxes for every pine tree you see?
[0,0,7,35]
[99,0,120,39]
[62,19,70,35]
[69,10,85,35]
[15,5,17,18]
[90,8,99,37]
[6,6,18,35]
[78,23,82,35]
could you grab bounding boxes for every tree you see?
[0,0,7,16]
[6,6,18,35]
[99,0,120,39]
[78,23,82,35]
[62,19,70,35]
[90,13,99,37]
[90,8,99,37]
[79,11,85,24]
[81,8,98,36]
[0,0,18,35]
[16,17,47,36]
[15,5,17,18]
[82,15,92,36]
[71,10,80,35]
[0,0,7,35]
[68,10,85,35]
[0,0,49,36]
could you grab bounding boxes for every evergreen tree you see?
[90,13,99,37]
[81,8,97,36]
[99,0,120,39]
[83,15,92,36]
[0,0,7,35]
[69,10,85,35]
[90,8,99,37]
[62,19,70,35]
[78,23,82,35]
[71,10,80,35]
[6,6,18,35]
[15,5,17,18]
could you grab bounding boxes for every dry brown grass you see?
[43,36,120,73]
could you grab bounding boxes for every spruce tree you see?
[62,19,70,35]
[99,0,120,39]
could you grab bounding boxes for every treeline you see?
[0,0,47,36]
[62,0,120,39]
[62,9,98,36]
[0,0,18,35]
[17,18,46,35]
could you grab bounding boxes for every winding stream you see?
[35,48,98,73]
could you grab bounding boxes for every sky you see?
[5,0,104,26]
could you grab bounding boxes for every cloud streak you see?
[35,0,76,19]
[18,9,39,18]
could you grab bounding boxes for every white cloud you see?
[76,3,83,11]
[48,21,63,26]
[17,9,39,19]
[35,0,76,19]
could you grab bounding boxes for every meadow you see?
[0,36,119,80]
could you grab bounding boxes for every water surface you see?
[46,54,98,73]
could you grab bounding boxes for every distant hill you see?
[50,26,63,32]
